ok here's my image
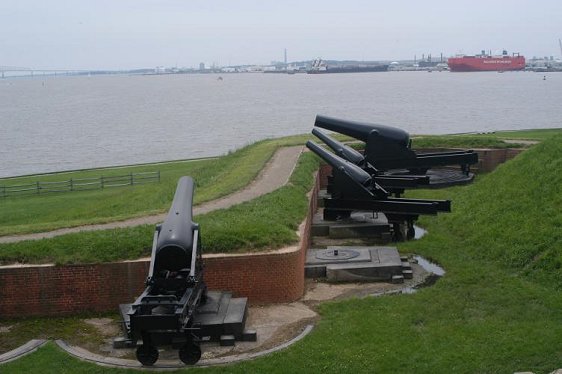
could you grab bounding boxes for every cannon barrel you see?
[314,115,410,148]
[311,128,366,165]
[155,176,196,272]
[306,141,372,187]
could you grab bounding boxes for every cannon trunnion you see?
[119,176,254,366]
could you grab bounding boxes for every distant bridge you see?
[0,66,96,78]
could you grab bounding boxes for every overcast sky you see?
[1,0,561,70]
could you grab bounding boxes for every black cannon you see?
[314,115,478,174]
[312,127,430,195]
[127,176,207,366]
[306,141,451,240]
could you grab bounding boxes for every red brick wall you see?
[0,262,149,318]
[0,173,320,319]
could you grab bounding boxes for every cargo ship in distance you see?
[307,58,389,74]
[448,50,525,72]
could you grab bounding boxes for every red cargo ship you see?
[448,50,525,72]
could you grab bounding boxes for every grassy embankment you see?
[0,150,319,264]
[0,135,311,236]
[0,132,543,265]
[490,128,562,141]
[0,131,560,373]
[411,135,524,149]
[410,128,561,148]
[0,130,531,238]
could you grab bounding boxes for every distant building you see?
[199,63,205,71]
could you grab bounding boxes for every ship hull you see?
[448,56,525,72]
[307,65,389,74]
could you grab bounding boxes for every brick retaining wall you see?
[0,174,320,319]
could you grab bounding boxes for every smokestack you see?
[284,48,287,66]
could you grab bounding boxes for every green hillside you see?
[2,135,561,373]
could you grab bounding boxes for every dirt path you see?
[0,146,303,244]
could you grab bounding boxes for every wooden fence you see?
[0,171,160,198]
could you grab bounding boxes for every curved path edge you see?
[0,146,303,244]
[54,324,314,370]
[0,339,48,364]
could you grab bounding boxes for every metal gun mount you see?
[314,114,478,174]
[306,141,450,240]
[119,177,255,366]
[312,128,430,195]
[126,176,207,366]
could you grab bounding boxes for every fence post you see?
[130,172,134,186]
[37,181,40,194]
[157,170,160,183]
[70,178,73,191]
[1,185,5,198]
[101,176,104,189]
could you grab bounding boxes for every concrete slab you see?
[306,246,409,282]
[0,339,48,364]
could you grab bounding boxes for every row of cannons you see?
[306,115,478,240]
[117,116,478,366]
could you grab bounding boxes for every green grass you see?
[0,153,319,265]
[491,128,562,141]
[0,315,111,356]
[411,135,526,149]
[0,135,309,236]
[3,134,561,373]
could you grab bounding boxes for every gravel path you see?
[0,146,303,244]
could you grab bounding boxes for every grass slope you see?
[411,135,525,149]
[0,153,319,264]
[0,135,308,236]
[491,128,562,141]
[4,135,561,373]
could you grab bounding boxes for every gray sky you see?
[1,0,561,70]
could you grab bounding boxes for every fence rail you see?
[0,171,160,198]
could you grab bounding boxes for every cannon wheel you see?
[179,342,202,365]
[136,345,159,366]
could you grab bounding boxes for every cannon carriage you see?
[119,176,254,366]
[306,141,451,240]
[125,176,206,365]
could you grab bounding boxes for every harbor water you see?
[1,71,560,178]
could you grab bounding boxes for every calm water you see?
[1,71,560,178]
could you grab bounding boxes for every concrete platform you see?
[305,246,411,282]
[311,209,392,241]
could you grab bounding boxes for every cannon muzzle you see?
[306,141,373,187]
[314,115,410,148]
[311,128,365,165]
[155,176,196,272]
